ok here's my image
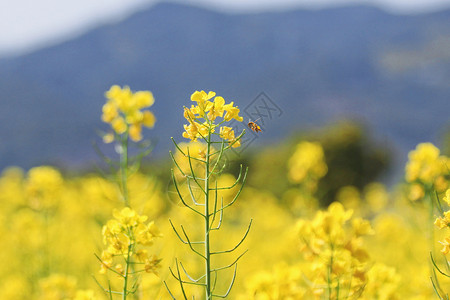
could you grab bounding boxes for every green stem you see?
[121,131,130,207]
[120,132,134,299]
[205,128,212,299]
[122,244,132,300]
[427,185,436,277]
[328,243,334,300]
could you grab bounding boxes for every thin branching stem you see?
[209,183,221,230]
[169,106,249,299]
[211,220,252,255]
[181,225,207,259]
[431,252,450,278]
[163,281,177,300]
[171,169,204,217]
[209,139,226,175]
[169,267,207,287]
[211,249,248,273]
[187,148,207,194]
[431,276,448,300]
[171,137,205,163]
[215,167,248,212]
[212,264,237,298]
[214,165,244,190]
[120,131,130,207]
[122,244,132,300]
[186,177,205,206]
[169,151,188,178]
[180,261,206,283]
[210,197,224,231]
[176,259,189,300]
[204,125,212,299]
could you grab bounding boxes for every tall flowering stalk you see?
[431,188,450,299]
[296,202,374,299]
[96,207,162,299]
[287,141,328,214]
[404,143,450,298]
[404,143,449,267]
[100,85,156,207]
[166,90,251,299]
[95,85,160,299]
[405,143,448,200]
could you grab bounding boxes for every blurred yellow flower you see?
[405,143,448,192]
[129,123,143,142]
[439,237,450,255]
[111,117,127,134]
[296,202,373,297]
[99,207,161,277]
[443,188,450,206]
[287,141,327,192]
[102,85,156,142]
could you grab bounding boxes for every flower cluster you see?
[288,141,328,192]
[434,189,450,254]
[182,90,243,147]
[236,263,306,299]
[101,85,156,142]
[25,166,63,210]
[360,263,400,300]
[405,143,449,201]
[39,274,97,300]
[99,207,162,276]
[297,202,374,298]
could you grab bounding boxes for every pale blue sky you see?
[2,0,450,56]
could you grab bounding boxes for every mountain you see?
[1,2,450,171]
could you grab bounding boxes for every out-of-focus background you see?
[2,2,450,299]
[1,0,450,178]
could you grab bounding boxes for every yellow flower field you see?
[1,87,449,299]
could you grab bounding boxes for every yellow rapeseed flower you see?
[111,117,127,134]
[112,207,148,226]
[219,126,240,148]
[99,207,161,275]
[129,123,143,142]
[288,141,328,189]
[182,91,243,146]
[443,189,450,206]
[296,202,373,297]
[101,101,118,123]
[142,110,156,128]
[405,142,448,188]
[133,90,154,108]
[102,85,156,142]
[223,101,244,122]
[191,90,215,104]
[191,90,215,115]
[182,123,200,141]
[207,96,225,121]
[439,237,450,254]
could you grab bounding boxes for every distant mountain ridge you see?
[1,2,450,170]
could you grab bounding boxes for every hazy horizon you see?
[2,0,450,57]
